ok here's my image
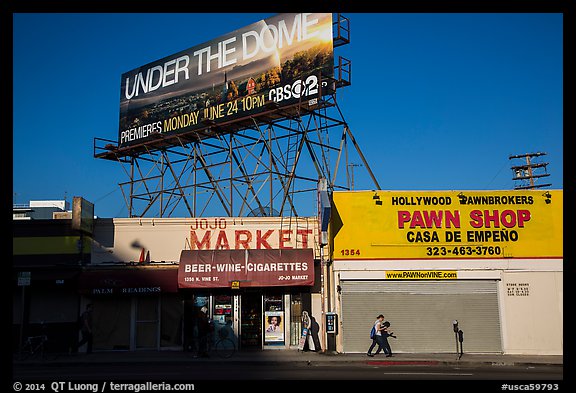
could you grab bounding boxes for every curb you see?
[13,358,563,368]
[13,350,563,369]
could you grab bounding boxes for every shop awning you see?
[178,248,314,289]
[78,266,179,295]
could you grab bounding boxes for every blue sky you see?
[12,13,563,218]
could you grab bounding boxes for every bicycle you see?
[197,329,236,359]
[16,334,58,361]
[214,329,236,359]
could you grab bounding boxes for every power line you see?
[484,161,509,189]
[93,187,119,203]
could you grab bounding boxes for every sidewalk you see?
[14,349,563,368]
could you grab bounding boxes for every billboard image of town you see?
[119,13,334,147]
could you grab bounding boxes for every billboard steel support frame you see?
[96,92,379,218]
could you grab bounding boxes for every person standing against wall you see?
[196,306,211,358]
[298,310,316,351]
[76,303,94,354]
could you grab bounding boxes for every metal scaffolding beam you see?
[94,90,380,218]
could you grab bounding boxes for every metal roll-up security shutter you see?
[340,280,502,353]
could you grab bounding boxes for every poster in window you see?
[264,311,284,345]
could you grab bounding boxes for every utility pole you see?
[509,152,551,190]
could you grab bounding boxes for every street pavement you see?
[13,349,563,368]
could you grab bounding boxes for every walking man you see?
[367,314,386,357]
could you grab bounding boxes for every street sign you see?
[17,271,31,286]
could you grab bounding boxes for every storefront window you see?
[240,293,261,348]
[290,294,303,346]
[135,296,159,349]
[263,294,284,346]
[212,294,233,339]
[193,294,209,308]
[93,297,131,351]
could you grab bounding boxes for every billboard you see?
[332,190,563,260]
[119,13,334,147]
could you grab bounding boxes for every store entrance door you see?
[240,292,262,350]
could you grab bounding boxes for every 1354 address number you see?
[340,249,361,256]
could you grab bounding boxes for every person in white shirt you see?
[367,314,386,357]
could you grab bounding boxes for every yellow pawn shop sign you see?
[332,190,563,260]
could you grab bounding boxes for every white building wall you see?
[91,216,320,264]
[30,200,69,210]
[500,271,563,355]
[333,258,563,355]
